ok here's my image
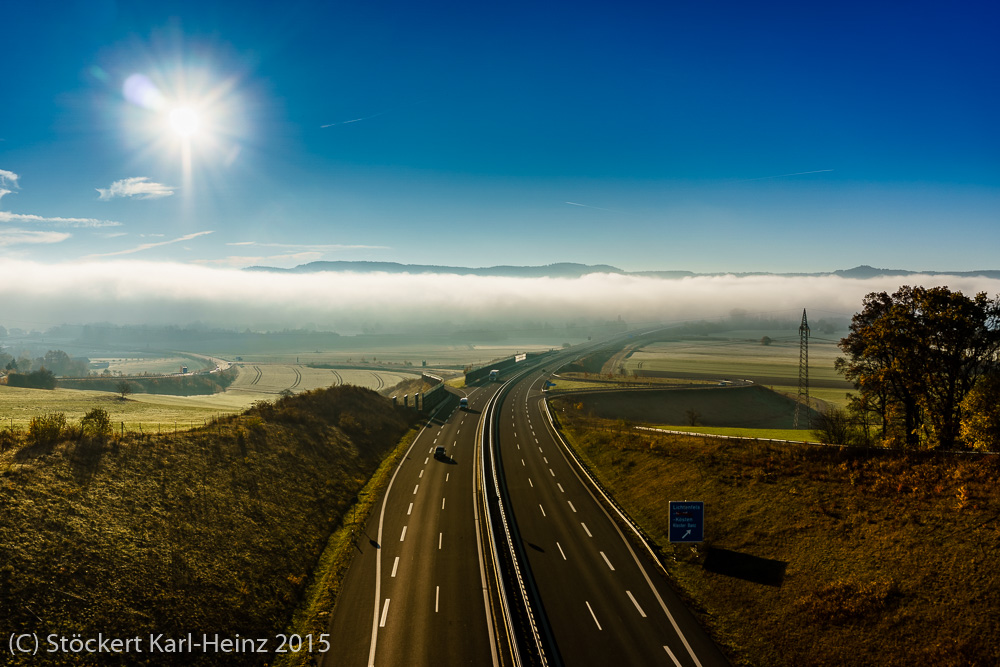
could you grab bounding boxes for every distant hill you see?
[244,262,1000,280]
[244,261,625,278]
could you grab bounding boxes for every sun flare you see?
[169,107,201,138]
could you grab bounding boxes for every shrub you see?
[81,408,113,440]
[27,413,67,447]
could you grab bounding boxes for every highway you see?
[324,340,727,666]
[494,366,728,665]
[323,385,501,667]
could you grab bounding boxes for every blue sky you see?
[1,0,997,274]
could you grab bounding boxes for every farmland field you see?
[89,354,216,375]
[0,364,422,430]
[222,342,558,368]
[621,331,853,407]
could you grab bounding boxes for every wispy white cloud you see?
[83,231,213,258]
[225,241,390,251]
[0,212,122,228]
[0,169,19,188]
[0,229,71,246]
[97,177,175,200]
[0,189,11,203]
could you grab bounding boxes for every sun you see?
[169,106,201,138]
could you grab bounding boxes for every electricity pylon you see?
[793,309,810,428]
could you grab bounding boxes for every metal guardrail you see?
[480,372,551,667]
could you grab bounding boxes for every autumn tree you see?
[836,286,1000,449]
[960,372,1000,451]
[116,380,132,400]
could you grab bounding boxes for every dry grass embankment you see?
[0,385,419,666]
[550,398,1000,667]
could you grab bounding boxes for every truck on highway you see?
[489,369,499,381]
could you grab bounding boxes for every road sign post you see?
[669,501,704,543]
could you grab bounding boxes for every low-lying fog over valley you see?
[4,259,999,333]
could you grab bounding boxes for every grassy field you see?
[0,365,423,430]
[623,334,853,406]
[0,385,420,666]
[90,354,214,375]
[562,385,819,431]
[222,342,557,368]
[549,401,1000,666]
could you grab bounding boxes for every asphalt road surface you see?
[495,368,729,666]
[324,344,727,666]
[323,386,500,667]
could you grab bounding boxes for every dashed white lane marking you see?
[391,557,399,578]
[664,645,682,667]
[528,477,533,488]
[400,526,407,541]
[581,522,592,537]
[441,497,446,510]
[585,601,602,630]
[538,446,543,453]
[407,502,413,515]
[522,459,526,466]
[568,501,577,513]
[539,504,546,517]
[436,586,440,613]
[439,533,443,549]
[445,473,449,482]
[557,483,565,493]
[424,457,428,464]
[557,542,567,560]
[600,551,615,571]
[549,468,555,477]
[379,599,390,627]
[419,470,424,478]
[543,457,548,464]
[413,484,419,495]
[627,590,647,617]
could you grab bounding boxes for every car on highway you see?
[434,445,446,459]
[459,397,469,409]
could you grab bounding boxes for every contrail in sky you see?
[737,169,834,182]
[320,111,387,128]
[565,201,623,213]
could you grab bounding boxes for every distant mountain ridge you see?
[244,261,1000,280]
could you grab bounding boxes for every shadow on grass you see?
[703,547,787,587]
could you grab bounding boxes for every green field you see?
[617,332,854,408]
[565,385,818,431]
[0,365,423,430]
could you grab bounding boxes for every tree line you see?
[819,285,1000,451]
[1,349,90,379]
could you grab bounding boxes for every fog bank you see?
[2,260,999,333]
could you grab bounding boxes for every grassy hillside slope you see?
[0,385,419,666]
[550,400,1000,666]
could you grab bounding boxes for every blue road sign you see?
[669,501,704,543]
